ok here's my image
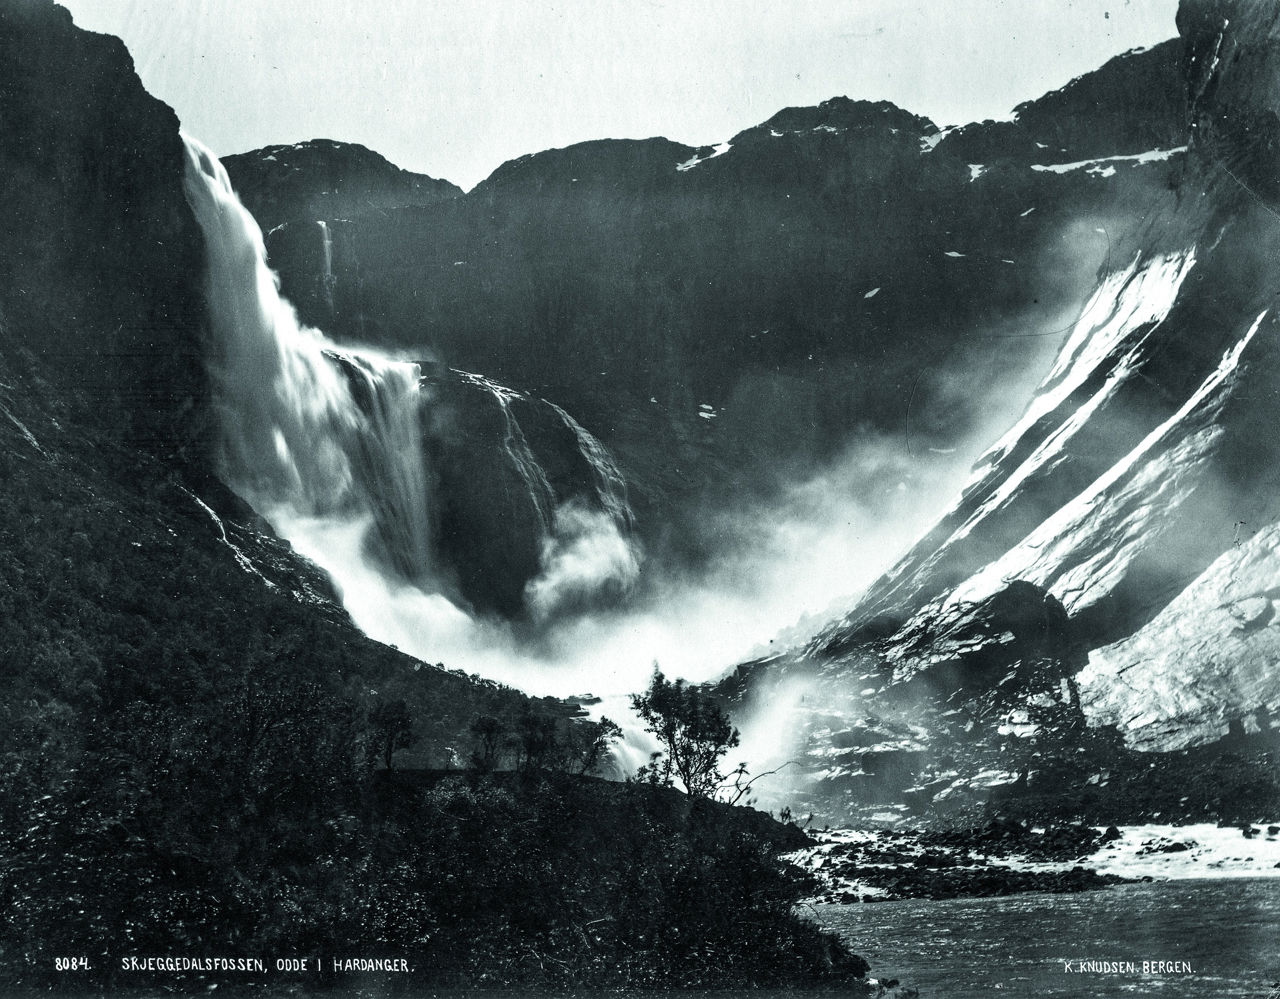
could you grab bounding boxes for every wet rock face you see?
[427,374,606,619]
[885,580,1084,701]
[1083,519,1280,751]
[0,0,207,456]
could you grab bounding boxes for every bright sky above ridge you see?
[63,0,1179,191]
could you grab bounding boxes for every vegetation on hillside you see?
[0,348,868,990]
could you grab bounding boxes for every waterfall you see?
[180,133,642,675]
[335,352,433,579]
[178,132,829,799]
[453,368,556,534]
[317,219,336,315]
[181,135,433,581]
[546,400,635,533]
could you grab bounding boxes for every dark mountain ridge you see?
[225,42,1191,590]
[221,137,461,234]
[937,40,1186,164]
[0,0,206,458]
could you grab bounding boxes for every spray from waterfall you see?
[181,134,650,682]
[180,133,1044,801]
[182,136,435,581]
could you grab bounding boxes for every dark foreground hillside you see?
[0,1,869,990]
[0,356,863,988]
[0,255,867,993]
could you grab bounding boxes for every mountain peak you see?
[740,96,937,143]
[221,138,461,232]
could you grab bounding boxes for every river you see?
[817,877,1280,997]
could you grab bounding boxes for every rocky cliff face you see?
[428,369,638,620]
[1180,0,1280,203]
[0,9,565,872]
[0,0,207,457]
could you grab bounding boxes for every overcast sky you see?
[63,0,1179,190]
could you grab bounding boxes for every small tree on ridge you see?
[630,667,740,797]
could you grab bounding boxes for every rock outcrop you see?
[426,367,639,619]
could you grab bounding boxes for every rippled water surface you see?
[818,877,1280,997]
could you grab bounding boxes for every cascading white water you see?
[338,353,434,577]
[181,134,647,680]
[546,401,635,532]
[182,136,433,580]
[453,368,557,533]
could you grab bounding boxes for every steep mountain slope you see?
[0,0,206,457]
[812,1,1279,738]
[0,0,547,754]
[720,0,1280,821]
[0,0,585,957]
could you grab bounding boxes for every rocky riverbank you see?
[793,817,1280,904]
[793,820,1130,903]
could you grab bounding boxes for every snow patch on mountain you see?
[677,141,732,172]
[919,127,955,153]
[925,309,1263,632]
[1031,146,1187,175]
[971,251,1196,480]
